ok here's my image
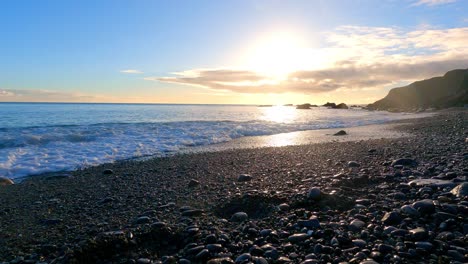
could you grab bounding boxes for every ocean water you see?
[0,103,424,179]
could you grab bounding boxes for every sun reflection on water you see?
[260,105,298,123]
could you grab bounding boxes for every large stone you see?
[450,182,468,197]
[333,130,347,136]
[349,219,366,231]
[0,177,14,186]
[391,158,418,167]
[409,179,457,188]
[307,187,321,200]
[288,233,309,243]
[231,212,248,222]
[412,199,435,215]
[381,211,402,225]
[237,174,253,182]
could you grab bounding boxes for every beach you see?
[0,108,466,263]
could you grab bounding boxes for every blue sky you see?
[1,0,467,104]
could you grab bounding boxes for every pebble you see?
[450,182,468,197]
[400,205,420,217]
[297,217,320,228]
[188,179,200,187]
[207,258,235,264]
[102,169,113,175]
[307,187,321,200]
[230,212,248,222]
[235,253,251,263]
[0,177,14,186]
[348,161,360,167]
[349,219,366,231]
[288,233,309,243]
[409,179,457,188]
[409,227,428,241]
[415,241,433,250]
[381,211,402,225]
[237,174,253,182]
[333,130,347,136]
[391,158,417,167]
[412,199,435,214]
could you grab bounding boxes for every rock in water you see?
[450,182,468,197]
[231,212,248,222]
[237,174,253,182]
[0,177,14,186]
[333,130,347,136]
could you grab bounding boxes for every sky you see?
[1,0,467,105]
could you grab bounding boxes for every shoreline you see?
[0,108,466,263]
[12,112,432,183]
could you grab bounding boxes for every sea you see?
[0,103,425,179]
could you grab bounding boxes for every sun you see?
[242,31,319,79]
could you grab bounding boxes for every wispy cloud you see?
[120,69,143,74]
[411,0,457,6]
[147,26,468,94]
[0,89,103,102]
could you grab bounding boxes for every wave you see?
[0,111,427,179]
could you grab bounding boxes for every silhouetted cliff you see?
[367,69,468,111]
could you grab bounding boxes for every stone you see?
[409,179,457,188]
[0,177,14,186]
[352,239,367,248]
[409,227,428,241]
[188,179,200,187]
[307,187,321,200]
[231,212,248,222]
[447,250,465,262]
[412,199,435,214]
[288,233,309,243]
[181,209,204,217]
[134,216,151,225]
[102,169,113,175]
[348,161,360,168]
[278,203,290,211]
[381,211,402,225]
[349,219,366,231]
[400,205,420,217]
[235,253,252,264]
[297,217,320,228]
[415,241,433,250]
[450,182,468,197]
[333,103,348,109]
[333,130,347,136]
[237,174,253,182]
[207,257,235,264]
[391,158,417,167]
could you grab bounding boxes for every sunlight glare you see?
[261,105,297,123]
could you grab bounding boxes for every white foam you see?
[0,105,431,179]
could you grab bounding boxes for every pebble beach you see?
[0,108,466,264]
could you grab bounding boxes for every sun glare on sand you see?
[242,31,326,79]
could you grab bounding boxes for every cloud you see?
[0,89,104,102]
[148,25,468,94]
[411,0,456,6]
[120,69,143,74]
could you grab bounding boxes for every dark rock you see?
[333,103,348,109]
[409,179,457,188]
[288,233,309,243]
[237,174,253,182]
[367,69,468,110]
[102,169,114,175]
[349,219,366,231]
[348,161,360,168]
[391,158,418,167]
[400,205,420,217]
[134,216,151,225]
[296,104,311,109]
[381,211,402,225]
[307,187,321,200]
[181,209,204,217]
[0,176,14,186]
[297,218,320,228]
[235,253,251,264]
[409,227,428,241]
[415,241,433,250]
[412,199,435,214]
[447,250,465,262]
[207,258,235,264]
[188,179,200,187]
[323,102,336,108]
[333,130,347,136]
[231,212,248,222]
